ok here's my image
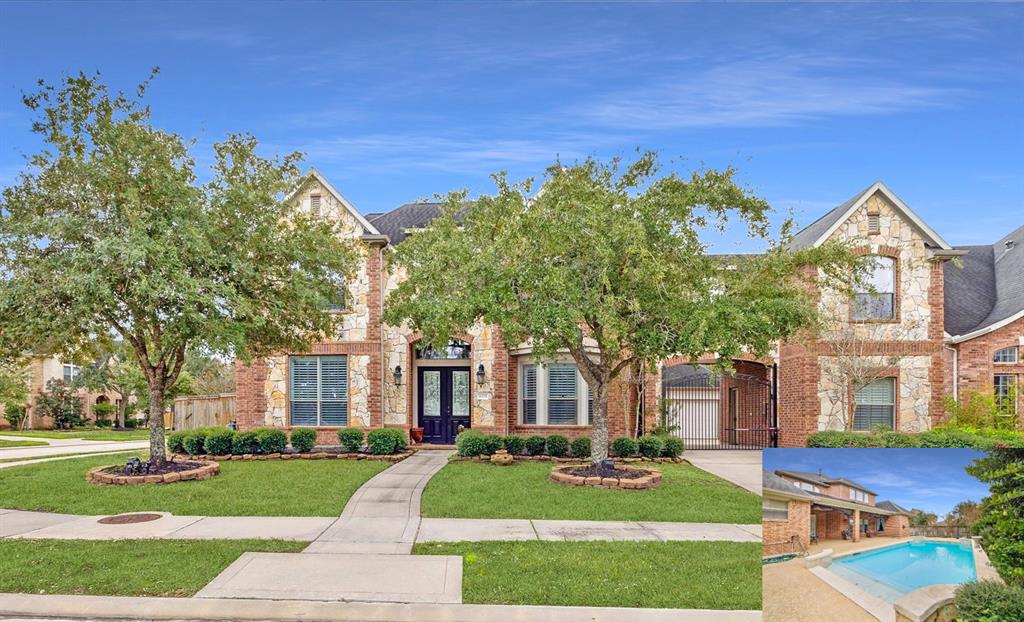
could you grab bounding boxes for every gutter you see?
[947,309,1024,344]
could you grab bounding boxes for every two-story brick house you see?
[763,469,911,557]
[234,170,655,445]
[777,181,1023,446]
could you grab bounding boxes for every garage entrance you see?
[660,362,777,449]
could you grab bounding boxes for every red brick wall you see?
[763,499,810,557]
[812,509,847,541]
[234,358,267,431]
[883,514,909,538]
[778,342,821,447]
[953,316,1024,424]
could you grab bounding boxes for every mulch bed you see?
[87,459,219,486]
[103,460,207,476]
[176,449,415,463]
[563,465,649,479]
[549,464,662,490]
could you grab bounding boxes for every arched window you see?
[993,346,1018,364]
[852,256,895,321]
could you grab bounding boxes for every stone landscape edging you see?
[87,459,219,485]
[549,464,662,489]
[171,449,416,463]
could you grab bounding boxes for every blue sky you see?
[0,2,1021,250]
[762,449,989,517]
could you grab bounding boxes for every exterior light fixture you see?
[476,363,486,386]
[393,365,403,386]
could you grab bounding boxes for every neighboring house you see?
[0,356,117,429]
[777,181,1023,446]
[763,469,911,557]
[234,170,656,445]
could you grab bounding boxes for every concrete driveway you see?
[684,450,762,495]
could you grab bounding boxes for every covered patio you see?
[808,495,909,545]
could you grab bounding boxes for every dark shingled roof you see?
[787,182,877,251]
[945,224,1024,337]
[876,500,910,514]
[763,470,813,499]
[368,202,466,245]
[774,469,878,495]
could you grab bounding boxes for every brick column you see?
[853,508,860,542]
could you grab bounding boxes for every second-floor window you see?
[854,377,895,431]
[62,364,80,383]
[848,488,868,503]
[994,347,1018,364]
[520,362,592,426]
[852,255,895,321]
[290,355,348,426]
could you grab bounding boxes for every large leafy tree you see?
[966,449,1024,585]
[0,71,359,462]
[384,153,862,466]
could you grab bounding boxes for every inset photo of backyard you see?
[762,448,1023,622]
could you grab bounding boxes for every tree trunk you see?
[148,384,167,463]
[590,380,610,467]
[116,393,128,429]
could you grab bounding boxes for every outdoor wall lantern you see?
[393,365,403,386]
[476,363,486,386]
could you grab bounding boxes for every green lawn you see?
[415,540,761,609]
[421,460,760,523]
[0,429,150,441]
[0,453,389,516]
[0,439,47,448]
[0,539,305,596]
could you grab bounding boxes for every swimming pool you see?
[830,540,976,602]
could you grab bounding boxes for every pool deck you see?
[763,537,1001,622]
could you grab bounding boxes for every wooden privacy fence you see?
[909,525,973,538]
[169,393,236,431]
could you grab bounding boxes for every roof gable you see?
[288,168,381,236]
[789,181,952,251]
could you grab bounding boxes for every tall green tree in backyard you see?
[966,449,1024,585]
[0,71,359,462]
[384,153,864,466]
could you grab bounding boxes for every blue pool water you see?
[831,541,976,601]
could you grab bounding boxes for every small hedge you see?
[166,430,188,454]
[290,428,317,453]
[367,428,407,455]
[337,428,364,452]
[570,436,591,458]
[955,580,1024,622]
[204,428,235,455]
[611,436,638,457]
[637,435,664,459]
[545,434,569,457]
[232,430,260,454]
[660,436,684,458]
[483,434,504,456]
[181,428,214,455]
[456,430,488,457]
[807,427,1024,449]
[255,428,287,454]
[503,435,525,455]
[525,435,547,456]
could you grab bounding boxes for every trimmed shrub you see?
[637,435,664,459]
[123,418,138,429]
[456,430,488,457]
[483,434,503,455]
[807,431,883,448]
[166,430,188,454]
[660,436,684,457]
[337,428,364,452]
[611,436,638,457]
[525,435,547,456]
[546,434,569,457]
[367,428,407,455]
[570,436,591,458]
[232,430,260,455]
[255,428,287,454]
[878,432,919,448]
[181,428,213,455]
[807,427,1024,449]
[290,428,317,453]
[204,428,235,455]
[502,435,526,455]
[955,580,1024,622]
[95,418,113,428]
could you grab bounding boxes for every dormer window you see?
[867,212,880,235]
[310,194,322,217]
[994,346,1018,364]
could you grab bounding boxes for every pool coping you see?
[806,537,997,622]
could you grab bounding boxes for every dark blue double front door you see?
[417,366,471,444]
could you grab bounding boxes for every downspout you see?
[944,344,958,401]
[379,244,386,429]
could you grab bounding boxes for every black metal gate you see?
[660,363,777,449]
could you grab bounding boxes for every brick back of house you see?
[763,500,810,557]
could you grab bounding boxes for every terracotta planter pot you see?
[410,428,424,443]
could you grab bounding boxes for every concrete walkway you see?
[417,517,761,542]
[0,592,761,622]
[685,450,762,495]
[0,434,147,463]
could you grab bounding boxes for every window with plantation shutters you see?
[547,364,578,424]
[522,365,537,424]
[290,355,348,426]
[853,378,894,431]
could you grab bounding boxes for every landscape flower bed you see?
[549,463,662,489]
[454,430,684,460]
[88,459,219,485]
[167,426,411,460]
